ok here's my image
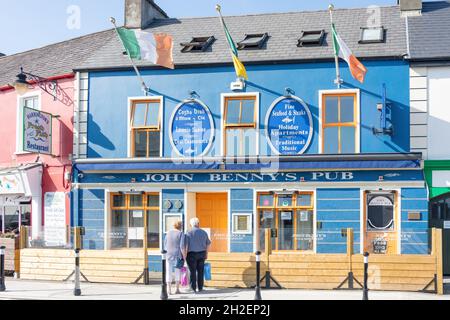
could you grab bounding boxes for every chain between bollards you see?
[74,248,81,296]
[0,246,6,292]
[363,251,369,301]
[160,250,168,300]
[254,251,262,300]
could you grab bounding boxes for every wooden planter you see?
[0,237,20,275]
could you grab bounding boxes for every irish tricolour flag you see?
[117,28,174,69]
[332,24,367,83]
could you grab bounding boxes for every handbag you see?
[175,257,184,269]
[204,262,212,281]
[180,267,188,287]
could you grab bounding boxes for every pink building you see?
[0,31,108,243]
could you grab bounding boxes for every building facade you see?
[70,0,430,271]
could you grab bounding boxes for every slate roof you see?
[0,30,116,88]
[77,5,408,71]
[408,1,450,60]
[0,5,408,87]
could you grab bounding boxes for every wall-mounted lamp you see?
[12,67,73,106]
[189,90,200,100]
[285,87,295,96]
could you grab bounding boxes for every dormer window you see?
[180,36,215,52]
[237,33,269,50]
[359,27,385,43]
[297,30,325,47]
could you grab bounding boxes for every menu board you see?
[44,192,67,247]
[170,100,214,157]
[266,96,313,155]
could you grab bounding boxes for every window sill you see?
[14,151,32,155]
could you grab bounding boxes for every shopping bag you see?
[204,262,212,281]
[180,267,188,287]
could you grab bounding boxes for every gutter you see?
[0,73,75,92]
[73,55,407,73]
[74,153,423,164]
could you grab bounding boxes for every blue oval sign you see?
[266,96,313,155]
[169,100,214,157]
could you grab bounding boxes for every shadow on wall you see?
[87,113,115,157]
[343,82,409,153]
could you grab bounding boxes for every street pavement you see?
[0,278,449,300]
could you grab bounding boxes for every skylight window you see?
[297,30,325,47]
[237,33,269,50]
[180,36,216,52]
[359,27,385,43]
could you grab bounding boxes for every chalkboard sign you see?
[169,100,214,157]
[266,96,313,155]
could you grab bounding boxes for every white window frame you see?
[220,92,260,157]
[232,212,253,235]
[127,96,164,158]
[318,89,360,154]
[16,91,42,154]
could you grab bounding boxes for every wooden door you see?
[363,191,399,255]
[196,193,228,252]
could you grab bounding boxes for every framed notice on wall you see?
[44,192,67,247]
[164,214,183,233]
[232,213,252,234]
[23,107,52,154]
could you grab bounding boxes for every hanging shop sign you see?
[169,100,214,157]
[0,173,24,195]
[266,96,313,155]
[23,107,52,154]
[44,192,67,247]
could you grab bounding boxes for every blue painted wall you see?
[162,189,184,248]
[86,60,410,159]
[401,188,429,254]
[230,189,254,253]
[316,188,361,254]
[77,189,105,250]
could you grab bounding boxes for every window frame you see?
[180,36,216,52]
[221,92,260,157]
[110,192,160,250]
[237,33,269,50]
[127,96,164,158]
[359,27,385,44]
[318,89,360,154]
[297,30,326,47]
[256,191,315,252]
[16,91,42,154]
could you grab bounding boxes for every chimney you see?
[124,0,168,29]
[399,0,422,17]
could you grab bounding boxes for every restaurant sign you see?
[169,100,214,157]
[266,96,313,155]
[23,107,52,154]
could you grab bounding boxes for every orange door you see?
[196,193,228,252]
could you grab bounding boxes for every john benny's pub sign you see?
[169,96,313,157]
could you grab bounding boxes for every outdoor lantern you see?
[13,67,30,95]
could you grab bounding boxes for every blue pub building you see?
[70,0,429,280]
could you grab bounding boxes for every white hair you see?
[190,217,200,228]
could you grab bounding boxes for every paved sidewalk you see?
[0,279,449,300]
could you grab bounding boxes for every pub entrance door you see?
[430,192,450,276]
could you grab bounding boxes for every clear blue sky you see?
[0,0,407,55]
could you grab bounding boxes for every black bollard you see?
[160,250,168,300]
[0,246,6,292]
[254,251,262,300]
[74,248,81,296]
[363,251,369,300]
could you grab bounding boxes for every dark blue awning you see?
[74,161,221,172]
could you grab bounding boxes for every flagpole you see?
[328,4,342,89]
[215,4,244,83]
[110,17,149,95]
